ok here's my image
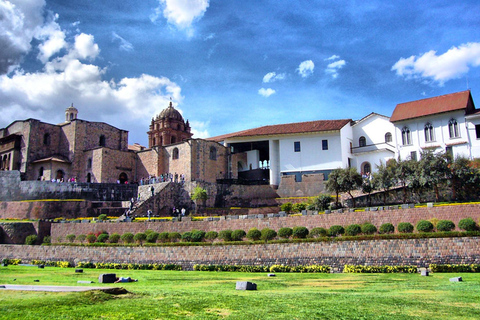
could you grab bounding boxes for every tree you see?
[372,160,395,205]
[447,156,480,200]
[338,167,362,208]
[417,151,448,202]
[191,186,208,214]
[391,157,416,203]
[326,169,343,207]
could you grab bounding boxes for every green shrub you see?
[86,234,97,244]
[97,214,108,221]
[120,232,134,244]
[345,224,362,236]
[292,202,307,213]
[436,220,455,232]
[361,223,377,235]
[309,194,333,211]
[96,233,109,243]
[218,230,233,242]
[77,234,86,243]
[246,228,261,241]
[328,225,345,237]
[292,226,309,239]
[397,222,414,233]
[416,220,434,233]
[260,228,277,242]
[379,223,395,234]
[458,218,477,231]
[205,231,218,241]
[278,227,293,239]
[343,265,417,273]
[231,229,246,241]
[146,232,159,243]
[280,202,293,213]
[42,236,51,244]
[134,232,147,244]
[25,235,38,245]
[109,233,121,243]
[168,232,181,242]
[310,227,327,238]
[158,232,169,242]
[181,231,193,242]
[66,234,76,243]
[191,230,206,242]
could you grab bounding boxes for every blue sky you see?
[1,0,480,146]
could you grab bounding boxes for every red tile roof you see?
[390,90,474,122]
[209,119,352,142]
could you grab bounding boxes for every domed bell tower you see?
[148,101,193,148]
[65,103,78,122]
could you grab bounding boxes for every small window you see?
[449,119,459,138]
[476,125,480,139]
[410,151,417,161]
[363,162,371,175]
[99,135,106,147]
[446,146,453,160]
[87,158,92,169]
[43,133,50,146]
[322,140,328,150]
[402,127,411,145]
[359,136,366,147]
[171,136,176,144]
[172,147,179,160]
[385,132,392,143]
[209,146,217,160]
[294,141,301,152]
[424,123,434,142]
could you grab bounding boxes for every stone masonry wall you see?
[1,237,480,271]
[50,204,480,241]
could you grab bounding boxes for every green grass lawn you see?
[1,266,479,319]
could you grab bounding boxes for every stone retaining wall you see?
[50,204,480,241]
[1,237,479,271]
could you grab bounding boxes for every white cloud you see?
[258,88,276,97]
[151,0,209,34]
[297,60,314,78]
[112,32,134,52]
[190,120,210,138]
[36,13,67,63]
[392,42,480,85]
[325,55,340,61]
[262,72,286,83]
[73,33,100,60]
[0,0,45,74]
[325,59,346,79]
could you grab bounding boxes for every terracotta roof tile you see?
[209,119,352,141]
[390,90,474,122]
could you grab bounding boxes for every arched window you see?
[209,146,217,160]
[449,119,459,138]
[359,136,366,147]
[402,127,411,145]
[362,162,371,175]
[43,133,50,146]
[56,170,64,181]
[87,158,92,169]
[171,136,176,144]
[99,135,106,147]
[424,123,434,142]
[119,172,128,184]
[152,137,156,146]
[87,173,91,183]
[385,132,392,143]
[172,147,179,160]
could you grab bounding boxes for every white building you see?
[390,90,480,161]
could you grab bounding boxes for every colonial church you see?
[1,90,479,198]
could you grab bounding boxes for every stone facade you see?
[1,237,480,271]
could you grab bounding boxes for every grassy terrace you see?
[1,266,479,319]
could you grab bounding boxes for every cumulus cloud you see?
[190,120,210,138]
[297,60,314,78]
[325,55,340,61]
[258,88,276,97]
[0,0,45,74]
[262,72,286,83]
[392,43,480,85]
[325,59,346,79]
[112,32,134,52]
[151,0,209,34]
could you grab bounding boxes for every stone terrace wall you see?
[51,204,480,241]
[0,200,93,220]
[1,237,480,271]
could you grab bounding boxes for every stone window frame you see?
[99,135,106,147]
[43,133,51,146]
[402,127,411,146]
[385,132,392,143]
[448,119,460,139]
[172,147,179,160]
[424,123,434,142]
[359,136,366,147]
[209,146,217,160]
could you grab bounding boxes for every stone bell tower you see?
[147,101,192,148]
[65,103,78,122]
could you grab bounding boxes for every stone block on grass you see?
[236,281,257,290]
[449,277,462,282]
[98,273,117,283]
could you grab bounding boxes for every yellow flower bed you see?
[135,217,173,221]
[191,216,221,221]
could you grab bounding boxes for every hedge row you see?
[193,264,331,273]
[76,261,182,270]
[429,264,480,273]
[343,265,418,273]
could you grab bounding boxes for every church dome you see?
[159,102,184,121]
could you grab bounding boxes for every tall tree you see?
[326,169,342,207]
[372,160,395,205]
[339,167,363,208]
[417,151,448,202]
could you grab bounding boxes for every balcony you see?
[351,142,396,155]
